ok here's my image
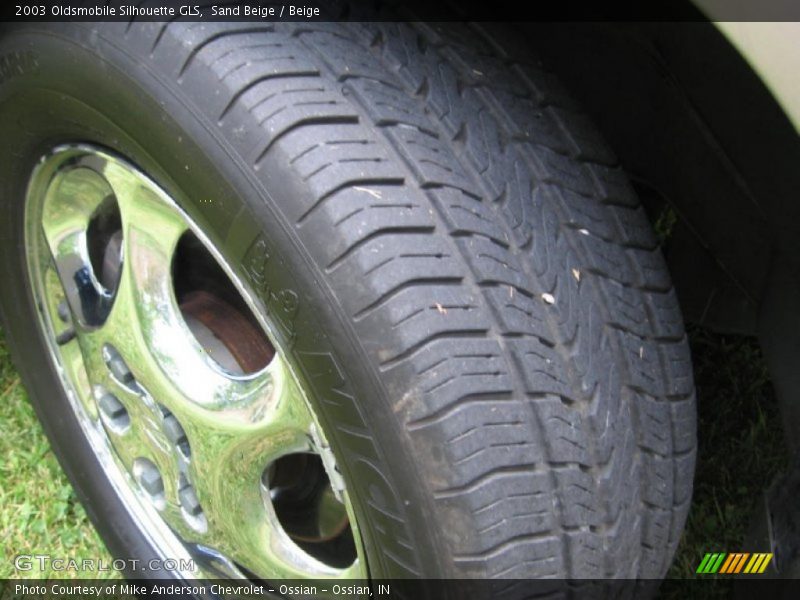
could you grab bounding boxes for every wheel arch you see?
[519,20,800,337]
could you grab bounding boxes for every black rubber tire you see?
[0,21,696,581]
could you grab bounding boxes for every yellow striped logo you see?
[697,552,773,574]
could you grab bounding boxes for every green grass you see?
[664,327,789,593]
[0,324,789,584]
[0,328,115,580]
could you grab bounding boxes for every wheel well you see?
[521,21,800,336]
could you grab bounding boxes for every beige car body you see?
[697,1,800,132]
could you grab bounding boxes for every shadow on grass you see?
[664,326,790,595]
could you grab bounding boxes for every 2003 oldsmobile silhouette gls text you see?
[16,4,322,18]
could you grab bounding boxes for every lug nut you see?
[137,461,164,497]
[98,393,127,421]
[55,328,76,345]
[163,414,191,457]
[108,355,134,385]
[104,345,136,387]
[57,301,71,323]
[163,414,186,444]
[179,484,202,517]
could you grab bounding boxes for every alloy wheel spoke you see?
[168,356,360,578]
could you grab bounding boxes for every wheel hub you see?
[179,290,273,376]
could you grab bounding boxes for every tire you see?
[0,21,696,582]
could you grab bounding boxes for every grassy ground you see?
[663,326,789,594]
[0,324,790,582]
[0,329,115,580]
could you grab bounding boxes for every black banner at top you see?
[2,0,800,23]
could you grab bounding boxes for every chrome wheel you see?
[24,145,365,580]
